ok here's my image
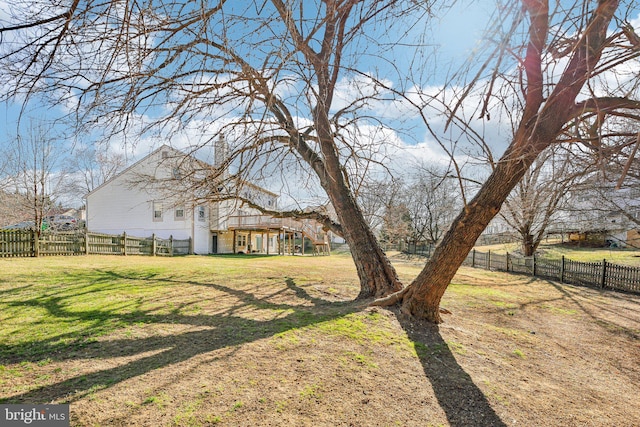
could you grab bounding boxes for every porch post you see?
[233,229,237,254]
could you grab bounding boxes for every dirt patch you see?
[1,255,639,426]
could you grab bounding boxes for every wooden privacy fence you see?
[463,249,640,295]
[0,230,192,258]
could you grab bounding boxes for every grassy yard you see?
[475,240,640,266]
[1,253,639,426]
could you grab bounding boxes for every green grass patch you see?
[0,255,358,365]
[299,384,322,400]
[512,349,526,359]
[540,304,578,315]
[448,283,514,300]
[342,351,379,369]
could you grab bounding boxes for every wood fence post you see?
[169,235,174,256]
[152,233,157,256]
[472,249,476,267]
[601,259,607,289]
[487,250,491,270]
[560,255,565,283]
[30,230,36,257]
[85,229,90,255]
[506,252,510,272]
[122,232,127,256]
[34,230,40,257]
[189,237,193,255]
[532,254,536,277]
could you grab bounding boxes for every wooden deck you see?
[225,214,330,255]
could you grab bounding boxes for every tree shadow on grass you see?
[0,273,358,405]
[395,311,507,427]
[545,280,640,339]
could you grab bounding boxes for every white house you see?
[553,183,640,247]
[85,144,330,254]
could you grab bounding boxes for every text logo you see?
[1,405,69,426]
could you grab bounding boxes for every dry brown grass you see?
[1,253,639,426]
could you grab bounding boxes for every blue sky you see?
[0,1,493,154]
[1,1,638,209]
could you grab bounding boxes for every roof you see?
[85,144,278,199]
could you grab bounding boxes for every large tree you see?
[500,146,585,256]
[1,0,428,298]
[2,0,640,322]
[377,0,640,321]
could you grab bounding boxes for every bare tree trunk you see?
[523,233,536,257]
[381,0,620,323]
[316,112,403,298]
[400,142,539,322]
[331,190,403,298]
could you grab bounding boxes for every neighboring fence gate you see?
[463,249,640,295]
[0,230,192,258]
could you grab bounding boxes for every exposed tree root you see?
[370,286,411,307]
[370,286,452,316]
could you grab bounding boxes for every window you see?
[172,168,182,180]
[197,206,206,221]
[175,206,185,220]
[153,202,163,222]
[161,151,169,159]
[237,235,247,247]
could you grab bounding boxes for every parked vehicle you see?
[2,220,49,231]
[47,215,78,230]
[2,221,36,230]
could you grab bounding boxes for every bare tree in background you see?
[0,148,30,227]
[403,164,459,249]
[4,122,65,247]
[356,177,405,235]
[64,144,126,202]
[2,1,640,322]
[500,147,584,256]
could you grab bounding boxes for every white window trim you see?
[153,201,163,222]
[174,206,185,221]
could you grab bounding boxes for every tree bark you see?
[523,233,535,257]
[379,0,620,323]
[400,140,542,322]
[330,188,404,298]
[314,108,403,298]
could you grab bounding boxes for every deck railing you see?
[227,215,327,242]
[227,214,302,230]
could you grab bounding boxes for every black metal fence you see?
[463,250,640,295]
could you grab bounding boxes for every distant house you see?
[551,183,640,248]
[85,144,330,254]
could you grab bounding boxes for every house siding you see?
[86,145,280,255]
[87,148,196,241]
